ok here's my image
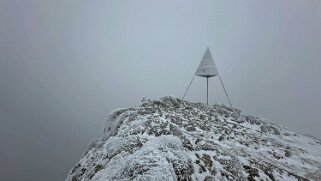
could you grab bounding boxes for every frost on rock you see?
[103,108,128,139]
[67,96,321,181]
[91,136,193,181]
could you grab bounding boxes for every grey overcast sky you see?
[0,0,320,180]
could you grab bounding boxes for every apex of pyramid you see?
[195,47,218,78]
[202,47,213,61]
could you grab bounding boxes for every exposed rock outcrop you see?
[67,96,321,181]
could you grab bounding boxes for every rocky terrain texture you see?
[66,96,321,181]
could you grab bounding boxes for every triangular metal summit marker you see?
[182,47,233,107]
[195,47,218,78]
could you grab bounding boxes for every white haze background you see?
[0,0,320,181]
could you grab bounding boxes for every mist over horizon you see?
[0,1,320,180]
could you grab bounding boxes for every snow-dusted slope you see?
[66,97,321,181]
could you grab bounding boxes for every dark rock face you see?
[67,96,321,181]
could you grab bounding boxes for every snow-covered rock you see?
[66,96,321,181]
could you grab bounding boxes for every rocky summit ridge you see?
[66,96,321,181]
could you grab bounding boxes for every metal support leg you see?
[207,77,209,105]
[182,75,195,101]
[218,75,232,107]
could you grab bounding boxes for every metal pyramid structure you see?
[195,47,218,78]
[182,47,232,107]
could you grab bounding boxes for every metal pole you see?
[182,75,195,101]
[218,75,232,107]
[207,77,209,105]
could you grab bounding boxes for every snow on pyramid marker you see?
[182,47,232,106]
[195,47,218,78]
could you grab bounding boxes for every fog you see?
[0,0,320,180]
